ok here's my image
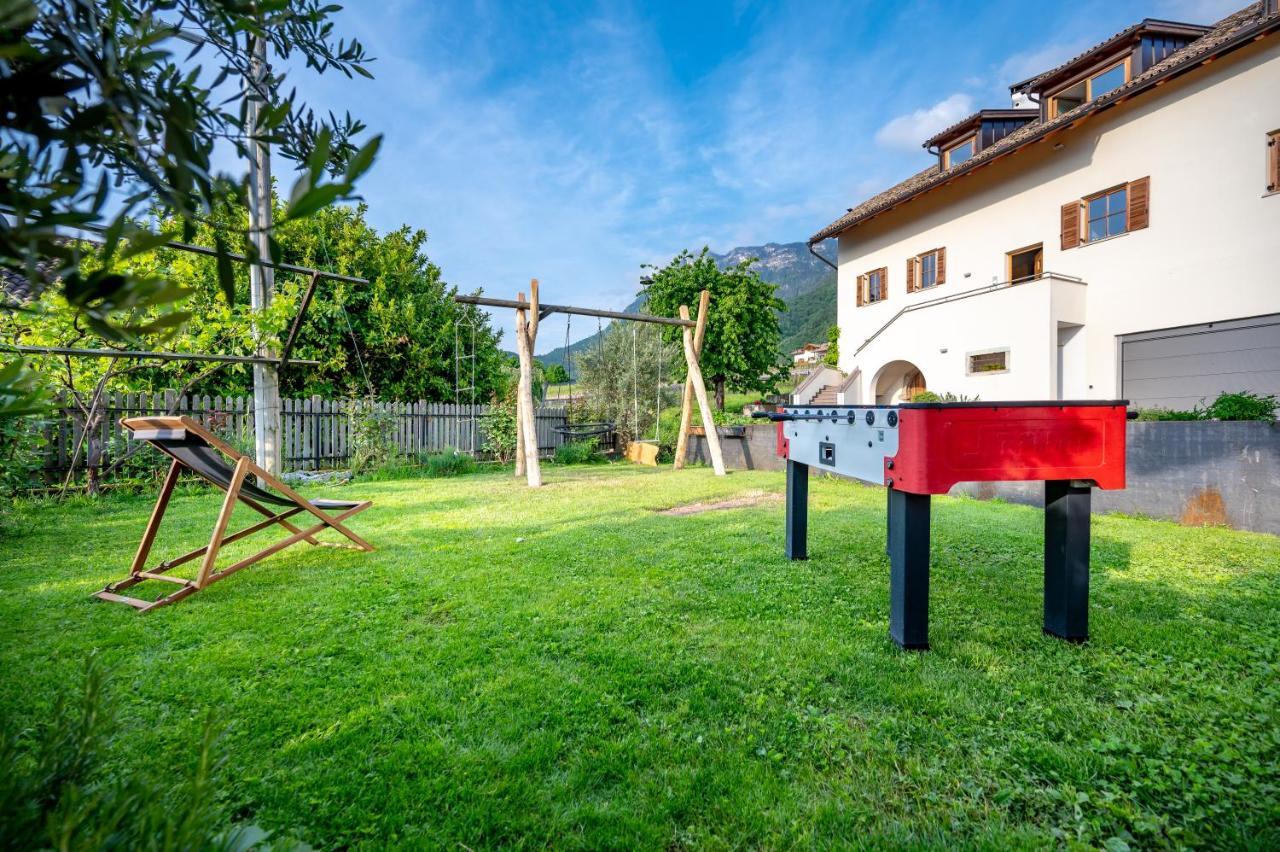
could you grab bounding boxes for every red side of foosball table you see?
[776,420,789,458]
[886,402,1127,495]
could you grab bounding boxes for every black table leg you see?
[888,488,931,650]
[785,459,808,560]
[1044,479,1091,642]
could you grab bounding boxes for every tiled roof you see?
[811,2,1278,244]
[921,108,1038,149]
[1011,18,1211,93]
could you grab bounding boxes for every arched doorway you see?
[872,360,926,404]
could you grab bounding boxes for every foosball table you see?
[754,401,1128,650]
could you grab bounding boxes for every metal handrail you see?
[853,271,1085,356]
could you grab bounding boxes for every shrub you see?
[1134,392,1277,422]
[346,402,397,474]
[421,448,477,478]
[480,394,518,462]
[1203,391,1277,421]
[1133,407,1201,421]
[910,391,978,403]
[554,440,602,465]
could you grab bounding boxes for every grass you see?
[1,466,1278,849]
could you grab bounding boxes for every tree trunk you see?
[714,376,726,411]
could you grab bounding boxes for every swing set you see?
[455,281,725,487]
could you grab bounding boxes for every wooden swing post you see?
[673,289,710,470]
[513,280,543,488]
[679,300,725,476]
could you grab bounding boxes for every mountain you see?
[536,240,837,372]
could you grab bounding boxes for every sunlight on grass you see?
[1,466,1277,848]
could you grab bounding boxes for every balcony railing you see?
[852,271,1085,356]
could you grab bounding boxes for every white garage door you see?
[1120,314,1280,410]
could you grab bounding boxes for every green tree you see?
[543,363,571,385]
[1,0,380,412]
[639,248,786,410]
[576,322,677,443]
[3,197,508,404]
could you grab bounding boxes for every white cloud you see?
[874,94,975,151]
[997,40,1092,88]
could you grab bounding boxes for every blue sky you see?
[288,0,1242,351]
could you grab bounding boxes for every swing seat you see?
[553,422,615,439]
[625,439,660,466]
[93,416,374,613]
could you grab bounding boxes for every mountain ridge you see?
[536,240,837,371]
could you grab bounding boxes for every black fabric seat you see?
[157,438,361,510]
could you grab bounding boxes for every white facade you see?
[834,35,1280,405]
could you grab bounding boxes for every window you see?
[1086,185,1127,241]
[1061,177,1149,249]
[857,267,888,306]
[967,349,1009,375]
[944,136,976,168]
[1268,130,1279,193]
[1048,57,1130,117]
[1006,243,1043,283]
[906,248,946,292]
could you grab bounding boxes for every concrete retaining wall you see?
[689,421,1280,535]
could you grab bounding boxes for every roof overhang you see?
[810,9,1279,245]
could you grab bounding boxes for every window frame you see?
[910,248,943,292]
[966,348,1010,376]
[943,135,977,169]
[1005,242,1044,283]
[1047,53,1132,118]
[1083,183,1129,243]
[857,266,888,306]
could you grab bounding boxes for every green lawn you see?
[2,466,1278,849]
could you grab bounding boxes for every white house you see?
[812,1,1280,408]
[791,343,830,366]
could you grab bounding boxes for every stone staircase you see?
[808,384,840,405]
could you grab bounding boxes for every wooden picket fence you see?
[37,390,569,486]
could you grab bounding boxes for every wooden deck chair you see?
[94,415,374,613]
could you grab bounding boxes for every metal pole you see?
[247,35,281,476]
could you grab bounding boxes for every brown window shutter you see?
[1061,201,1080,249]
[1268,132,1276,191]
[857,274,867,306]
[906,257,916,292]
[936,247,946,284]
[1127,176,1150,230]
[880,267,889,301]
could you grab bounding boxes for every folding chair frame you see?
[94,416,373,613]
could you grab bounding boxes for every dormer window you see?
[1048,57,1131,118]
[944,136,976,168]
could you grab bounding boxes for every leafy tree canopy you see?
[1,0,380,413]
[4,195,508,404]
[639,248,786,409]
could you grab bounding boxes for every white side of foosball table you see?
[781,406,900,486]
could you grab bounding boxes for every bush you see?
[1134,392,1277,422]
[1203,391,1277,421]
[554,440,602,465]
[480,395,518,462]
[420,448,477,478]
[346,402,397,474]
[910,391,978,403]
[1133,407,1201,421]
